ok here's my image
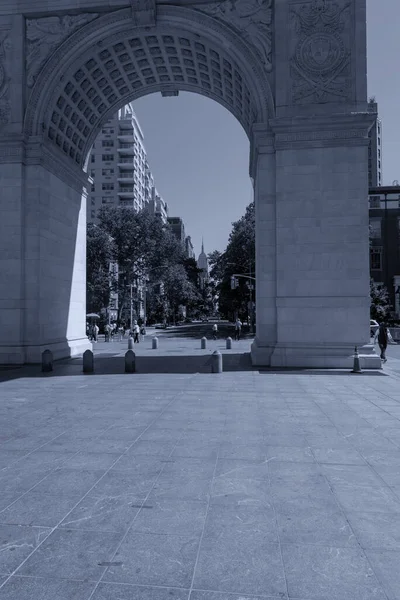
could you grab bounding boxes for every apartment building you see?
[87,102,151,222]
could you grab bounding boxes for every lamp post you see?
[130,283,133,329]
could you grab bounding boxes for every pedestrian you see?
[133,322,140,343]
[140,324,146,341]
[375,322,388,362]
[234,318,242,341]
[212,323,218,340]
[104,323,110,342]
[93,322,99,343]
[118,325,124,341]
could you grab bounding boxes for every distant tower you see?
[197,238,209,289]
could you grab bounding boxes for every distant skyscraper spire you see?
[201,237,204,254]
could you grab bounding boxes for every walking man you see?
[234,318,242,341]
[133,322,140,344]
[212,323,218,340]
[375,322,388,363]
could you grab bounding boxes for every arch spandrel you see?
[24,6,274,169]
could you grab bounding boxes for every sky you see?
[133,0,400,258]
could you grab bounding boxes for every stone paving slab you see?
[0,368,400,599]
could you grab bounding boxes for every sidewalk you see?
[0,356,399,598]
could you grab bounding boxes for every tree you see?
[370,278,392,321]
[208,202,256,321]
[86,223,115,314]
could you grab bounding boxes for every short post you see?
[211,350,223,373]
[226,337,232,350]
[201,336,207,350]
[128,336,134,350]
[125,350,136,373]
[83,349,94,373]
[152,336,158,350]
[41,349,53,373]
[351,346,362,374]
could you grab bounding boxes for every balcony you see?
[117,144,134,155]
[118,186,135,197]
[118,133,135,143]
[118,158,134,169]
[118,173,135,183]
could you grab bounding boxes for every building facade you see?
[149,187,169,224]
[369,186,400,316]
[167,217,186,247]
[87,103,151,223]
[368,99,383,188]
[185,236,195,259]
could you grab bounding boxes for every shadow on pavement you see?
[0,353,254,380]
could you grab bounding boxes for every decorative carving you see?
[290,0,351,104]
[193,0,272,72]
[131,0,156,26]
[26,14,99,88]
[0,29,11,127]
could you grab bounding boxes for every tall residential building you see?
[368,98,383,188]
[149,187,169,224]
[87,103,151,222]
[185,236,195,259]
[197,239,209,289]
[167,217,186,247]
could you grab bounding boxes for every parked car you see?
[370,319,379,337]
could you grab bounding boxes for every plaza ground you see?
[0,332,400,599]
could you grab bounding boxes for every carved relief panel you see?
[193,0,273,73]
[289,0,352,104]
[26,14,99,89]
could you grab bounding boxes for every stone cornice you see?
[270,112,374,150]
[22,137,88,192]
[0,136,89,191]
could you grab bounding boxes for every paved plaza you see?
[1,341,400,599]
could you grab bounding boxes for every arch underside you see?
[26,8,272,169]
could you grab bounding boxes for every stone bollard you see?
[152,336,158,350]
[226,337,232,350]
[351,346,362,374]
[125,350,136,373]
[201,337,207,350]
[83,349,94,373]
[41,349,53,373]
[128,336,134,350]
[211,350,223,373]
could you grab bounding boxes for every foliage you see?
[86,223,115,314]
[208,202,255,321]
[370,278,392,321]
[88,206,203,324]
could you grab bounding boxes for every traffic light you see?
[230,276,238,290]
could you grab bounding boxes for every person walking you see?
[93,322,99,343]
[234,318,242,341]
[140,323,146,342]
[212,323,218,340]
[375,322,388,362]
[133,322,140,343]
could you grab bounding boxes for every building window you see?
[91,155,95,163]
[91,184,95,192]
[102,140,114,147]
[102,197,114,204]
[370,247,382,270]
[102,168,114,176]
[91,197,96,206]
[102,183,114,191]
[369,218,381,239]
[102,154,114,161]
[91,210,96,219]
[90,169,95,178]
[102,128,114,134]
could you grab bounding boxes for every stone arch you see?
[24,6,274,169]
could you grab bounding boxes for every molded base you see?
[0,338,92,365]
[251,339,382,370]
